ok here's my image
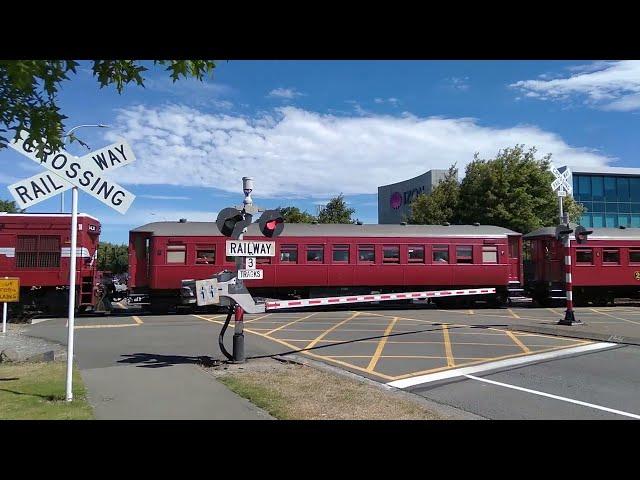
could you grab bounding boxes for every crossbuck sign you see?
[7,130,136,214]
[551,166,572,198]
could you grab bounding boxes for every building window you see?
[383,245,400,264]
[617,177,630,202]
[592,214,604,228]
[629,249,640,264]
[591,176,604,201]
[166,244,186,264]
[433,245,449,263]
[605,214,616,228]
[632,215,640,228]
[456,245,473,264]
[196,247,215,264]
[332,245,349,263]
[581,214,593,228]
[576,248,593,264]
[358,245,375,263]
[603,249,620,264]
[604,176,616,202]
[578,175,591,201]
[618,215,631,227]
[482,246,498,263]
[306,245,324,263]
[631,178,640,202]
[408,245,425,263]
[280,245,298,263]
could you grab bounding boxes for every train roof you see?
[131,221,520,238]
[0,212,100,222]
[524,225,640,240]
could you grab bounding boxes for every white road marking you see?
[464,374,640,420]
[386,342,617,389]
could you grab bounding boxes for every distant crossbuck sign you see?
[7,130,136,214]
[551,165,572,197]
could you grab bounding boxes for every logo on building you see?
[390,192,402,209]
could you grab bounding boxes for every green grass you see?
[219,374,291,419]
[0,362,94,420]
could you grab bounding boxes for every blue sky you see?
[2,60,639,243]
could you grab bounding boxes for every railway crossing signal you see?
[575,225,593,244]
[216,207,252,239]
[258,209,284,238]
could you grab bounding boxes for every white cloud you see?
[267,88,304,99]
[511,61,640,111]
[139,195,191,200]
[104,104,613,198]
[446,77,470,91]
[374,97,400,106]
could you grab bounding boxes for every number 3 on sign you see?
[246,257,256,270]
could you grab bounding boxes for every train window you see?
[280,245,298,263]
[408,245,424,263]
[630,249,640,263]
[482,246,498,263]
[576,248,593,264]
[332,245,350,263]
[433,245,449,263]
[456,246,473,264]
[196,247,215,264]
[603,249,620,264]
[358,245,375,263]
[383,245,400,264]
[306,245,324,263]
[166,245,186,264]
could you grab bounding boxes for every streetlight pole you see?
[61,123,108,401]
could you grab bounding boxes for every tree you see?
[277,206,317,223]
[317,194,356,224]
[456,145,584,233]
[0,60,216,159]
[0,199,22,213]
[407,165,460,225]
[97,242,129,274]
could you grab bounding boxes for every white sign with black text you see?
[195,279,219,306]
[245,257,257,270]
[238,269,263,280]
[226,240,275,257]
[8,130,136,214]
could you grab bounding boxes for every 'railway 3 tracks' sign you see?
[7,130,136,214]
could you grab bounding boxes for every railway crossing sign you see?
[245,257,257,270]
[238,269,264,280]
[195,278,219,306]
[226,240,275,257]
[7,130,136,214]
[551,166,572,197]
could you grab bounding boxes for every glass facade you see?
[573,174,640,228]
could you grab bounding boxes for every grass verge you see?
[216,361,445,420]
[0,362,94,420]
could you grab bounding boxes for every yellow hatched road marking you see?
[505,330,531,353]
[75,323,139,329]
[304,312,361,349]
[468,309,475,315]
[507,308,520,319]
[442,325,455,367]
[590,308,640,326]
[265,312,318,335]
[366,317,399,372]
[244,313,272,324]
[547,308,562,316]
[132,315,143,324]
[328,355,491,360]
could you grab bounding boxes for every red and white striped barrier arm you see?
[265,287,496,310]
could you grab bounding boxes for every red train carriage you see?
[0,213,102,317]
[524,226,640,306]
[128,221,523,312]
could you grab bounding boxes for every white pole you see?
[559,193,563,225]
[65,187,78,401]
[2,301,6,334]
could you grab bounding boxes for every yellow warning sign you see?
[0,278,20,302]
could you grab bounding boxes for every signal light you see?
[216,207,252,239]
[575,225,593,244]
[258,209,284,237]
[555,224,573,241]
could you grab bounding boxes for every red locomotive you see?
[128,220,524,312]
[524,226,640,306]
[0,212,103,318]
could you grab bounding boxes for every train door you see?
[508,235,521,283]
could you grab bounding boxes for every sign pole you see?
[65,186,78,402]
[558,192,564,225]
[2,301,6,334]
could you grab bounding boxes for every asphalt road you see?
[24,306,640,420]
